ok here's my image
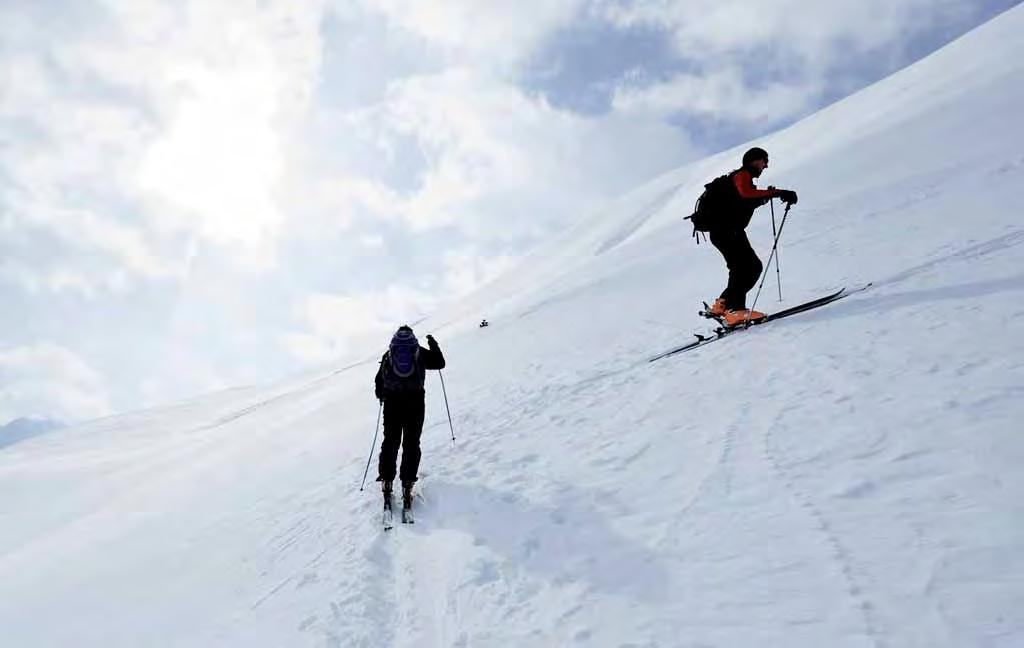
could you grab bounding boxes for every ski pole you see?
[359,400,383,491]
[770,198,783,301]
[749,203,791,320]
[438,370,456,445]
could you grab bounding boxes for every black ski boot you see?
[382,480,394,530]
[401,481,415,524]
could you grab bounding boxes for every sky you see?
[0,0,1018,425]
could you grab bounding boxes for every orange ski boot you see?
[723,308,767,328]
[705,297,727,318]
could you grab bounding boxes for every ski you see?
[647,331,721,361]
[649,284,871,362]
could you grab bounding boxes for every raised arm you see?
[421,335,446,370]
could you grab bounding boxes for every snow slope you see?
[2,6,1023,647]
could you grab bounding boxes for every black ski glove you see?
[777,189,798,205]
[426,334,439,350]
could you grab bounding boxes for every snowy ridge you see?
[0,417,63,449]
[2,6,1023,647]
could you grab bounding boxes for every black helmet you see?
[742,147,769,166]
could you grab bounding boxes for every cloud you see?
[282,243,516,365]
[284,285,437,364]
[133,1,330,270]
[356,0,587,68]
[1,194,186,297]
[0,343,112,422]
[318,67,694,237]
[590,0,1003,145]
[597,0,976,65]
[279,242,518,366]
[0,0,331,291]
[612,67,819,124]
[441,248,519,297]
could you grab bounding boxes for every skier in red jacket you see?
[706,147,798,326]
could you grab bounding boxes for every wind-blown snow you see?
[2,7,1023,647]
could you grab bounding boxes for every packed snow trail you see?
[2,6,1024,647]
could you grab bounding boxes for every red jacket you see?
[732,168,776,200]
[728,168,777,230]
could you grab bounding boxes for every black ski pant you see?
[378,394,425,485]
[710,229,763,310]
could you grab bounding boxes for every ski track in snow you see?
[654,363,884,647]
[762,390,885,648]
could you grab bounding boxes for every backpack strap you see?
[684,197,707,245]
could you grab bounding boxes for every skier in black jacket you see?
[374,325,445,509]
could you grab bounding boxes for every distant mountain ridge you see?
[0,417,64,449]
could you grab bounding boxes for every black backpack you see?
[684,172,739,243]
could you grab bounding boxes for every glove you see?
[375,389,384,403]
[426,334,439,349]
[777,189,798,205]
